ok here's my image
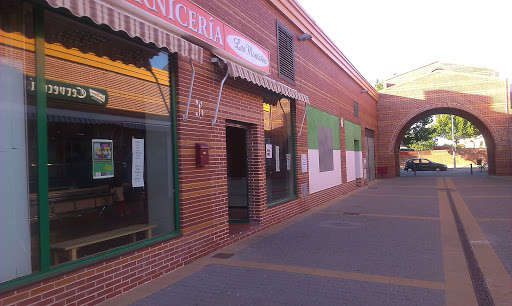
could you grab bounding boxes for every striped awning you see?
[45,0,203,64]
[223,58,309,104]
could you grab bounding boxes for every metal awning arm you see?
[211,68,230,126]
[298,101,307,136]
[183,58,195,120]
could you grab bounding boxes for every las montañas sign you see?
[122,0,270,74]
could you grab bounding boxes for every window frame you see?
[264,98,297,207]
[0,4,181,290]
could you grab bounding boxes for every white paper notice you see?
[275,145,280,172]
[301,154,307,173]
[266,144,272,158]
[132,138,144,187]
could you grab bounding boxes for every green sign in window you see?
[26,76,108,106]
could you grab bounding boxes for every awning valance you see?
[220,57,309,104]
[45,0,203,64]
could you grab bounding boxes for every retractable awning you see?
[210,55,309,128]
[45,0,203,64]
[224,59,309,104]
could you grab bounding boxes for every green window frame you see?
[0,4,180,290]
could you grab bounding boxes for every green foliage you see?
[402,116,437,150]
[375,78,383,91]
[432,115,481,145]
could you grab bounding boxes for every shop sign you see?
[124,0,270,73]
[26,76,108,106]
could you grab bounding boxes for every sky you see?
[296,0,512,86]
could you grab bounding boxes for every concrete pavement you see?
[104,175,512,305]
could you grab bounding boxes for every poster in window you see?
[132,138,145,187]
[92,139,114,179]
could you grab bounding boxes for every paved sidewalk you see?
[104,176,512,306]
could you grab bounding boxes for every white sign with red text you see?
[122,0,270,74]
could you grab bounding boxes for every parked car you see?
[404,158,448,171]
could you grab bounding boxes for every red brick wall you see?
[0,1,379,304]
[377,64,511,177]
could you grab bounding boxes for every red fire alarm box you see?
[195,143,209,166]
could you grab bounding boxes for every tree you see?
[432,115,481,146]
[375,78,384,91]
[402,116,437,151]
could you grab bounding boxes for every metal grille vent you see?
[277,21,295,84]
[353,101,359,118]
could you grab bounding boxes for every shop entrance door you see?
[226,124,249,222]
[365,129,376,181]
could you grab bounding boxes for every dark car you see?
[404,158,448,171]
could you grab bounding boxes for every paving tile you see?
[478,220,512,277]
[132,265,444,306]
[323,194,439,218]
[231,214,443,282]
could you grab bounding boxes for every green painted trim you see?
[34,5,51,273]
[243,128,250,221]
[344,120,362,151]
[291,101,297,198]
[169,54,180,233]
[306,105,340,150]
[267,195,297,207]
[0,231,182,291]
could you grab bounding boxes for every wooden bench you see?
[51,224,156,264]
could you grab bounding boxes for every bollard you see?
[470,164,473,175]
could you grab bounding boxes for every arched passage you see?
[391,107,497,176]
[376,62,511,177]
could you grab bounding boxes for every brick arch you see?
[388,102,497,154]
[377,66,511,177]
[388,104,498,175]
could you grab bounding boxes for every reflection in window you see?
[43,11,175,265]
[264,98,295,204]
[0,1,39,283]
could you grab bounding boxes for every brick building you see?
[0,0,378,304]
[377,62,512,176]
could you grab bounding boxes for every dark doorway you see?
[226,124,249,222]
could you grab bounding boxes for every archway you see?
[376,62,511,178]
[392,107,496,176]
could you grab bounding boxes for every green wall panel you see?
[344,120,361,151]
[306,105,340,150]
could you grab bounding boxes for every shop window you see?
[0,1,39,283]
[0,2,179,283]
[43,11,176,266]
[276,21,295,84]
[264,98,296,204]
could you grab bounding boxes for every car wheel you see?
[435,167,440,171]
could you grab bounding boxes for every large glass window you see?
[0,1,39,283]
[43,11,176,265]
[1,1,179,284]
[264,98,296,204]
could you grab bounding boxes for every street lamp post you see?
[451,115,456,169]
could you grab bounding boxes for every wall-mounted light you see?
[297,33,312,41]
[361,89,369,93]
